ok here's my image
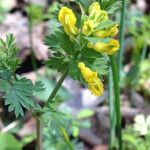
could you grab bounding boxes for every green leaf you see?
[55,31,74,55]
[45,30,74,56]
[95,20,115,31]
[0,78,34,117]
[91,56,108,75]
[80,47,103,63]
[75,0,93,11]
[45,54,69,72]
[34,81,45,92]
[0,133,22,150]
[0,79,10,91]
[44,34,62,52]
[84,36,111,44]
[33,76,71,101]
[107,1,122,14]
[68,59,81,80]
[41,108,71,136]
[0,34,20,72]
[0,69,11,80]
[76,109,94,119]
[97,0,121,12]
[72,126,79,137]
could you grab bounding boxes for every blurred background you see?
[0,0,150,150]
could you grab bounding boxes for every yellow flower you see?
[82,20,95,36]
[58,7,78,36]
[87,42,94,49]
[89,2,108,23]
[78,62,104,96]
[89,2,101,18]
[87,80,104,96]
[91,39,119,55]
[82,2,109,36]
[97,10,108,23]
[94,25,118,38]
[106,39,120,55]
[94,42,107,53]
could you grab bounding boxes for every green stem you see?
[46,70,68,106]
[36,118,42,150]
[13,73,18,81]
[141,43,147,62]
[108,65,116,150]
[109,55,122,150]
[61,127,74,150]
[118,0,126,81]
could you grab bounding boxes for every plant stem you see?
[61,127,74,150]
[141,43,147,62]
[109,55,122,150]
[13,73,18,81]
[36,118,42,150]
[118,0,126,81]
[108,65,116,150]
[46,70,68,106]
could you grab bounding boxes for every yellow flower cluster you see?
[94,25,118,38]
[57,2,120,96]
[82,2,108,36]
[82,2,119,55]
[78,62,104,96]
[58,7,78,37]
[87,39,119,55]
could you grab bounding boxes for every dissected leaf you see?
[45,54,69,72]
[41,108,71,136]
[84,36,110,44]
[107,1,122,14]
[0,69,11,80]
[0,78,34,117]
[55,31,74,55]
[0,34,20,72]
[69,59,81,80]
[95,20,115,31]
[75,0,93,11]
[34,81,45,92]
[91,56,108,75]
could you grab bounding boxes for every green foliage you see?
[45,31,75,72]
[34,76,71,101]
[137,59,150,96]
[0,69,12,80]
[0,34,21,72]
[25,4,44,24]
[123,127,150,150]
[124,11,150,89]
[0,132,22,150]
[43,126,83,150]
[45,2,59,19]
[76,109,94,119]
[0,0,15,22]
[0,78,36,117]
[98,0,121,12]
[122,115,150,150]
[45,0,120,81]
[95,20,116,31]
[75,0,93,11]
